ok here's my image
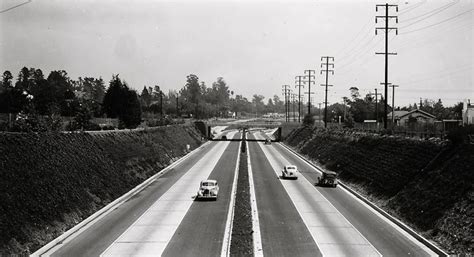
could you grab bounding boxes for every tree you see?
[349,87,360,99]
[120,89,142,128]
[103,75,126,118]
[102,75,142,128]
[252,94,265,115]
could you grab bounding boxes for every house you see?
[387,110,409,124]
[462,99,474,125]
[389,109,436,126]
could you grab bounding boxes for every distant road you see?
[39,129,437,256]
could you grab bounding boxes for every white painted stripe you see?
[278,143,439,256]
[247,140,264,257]
[100,133,236,257]
[220,134,242,257]
[258,142,381,257]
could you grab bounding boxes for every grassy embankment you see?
[0,125,203,255]
[285,126,473,255]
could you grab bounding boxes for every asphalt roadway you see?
[41,129,437,257]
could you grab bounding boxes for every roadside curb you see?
[278,143,448,257]
[32,141,211,257]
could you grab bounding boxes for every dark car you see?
[317,171,338,187]
[264,139,272,145]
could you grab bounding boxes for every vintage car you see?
[317,171,338,187]
[281,165,298,179]
[264,139,272,145]
[196,179,219,200]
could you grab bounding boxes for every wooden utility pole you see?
[303,70,316,115]
[282,85,290,122]
[376,3,398,129]
[295,75,304,122]
[320,56,334,128]
[389,84,399,125]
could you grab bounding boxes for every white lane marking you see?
[100,134,235,257]
[33,140,213,257]
[221,134,242,257]
[247,140,264,257]
[258,142,381,257]
[278,143,438,256]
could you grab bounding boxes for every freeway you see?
[38,128,438,257]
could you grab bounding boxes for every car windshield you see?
[202,182,215,187]
[287,166,295,170]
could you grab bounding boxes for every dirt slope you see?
[285,127,473,255]
[0,125,202,255]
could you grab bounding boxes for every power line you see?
[0,0,32,14]
[399,0,427,16]
[400,8,474,34]
[400,0,459,28]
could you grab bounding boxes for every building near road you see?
[388,109,436,126]
[462,99,474,125]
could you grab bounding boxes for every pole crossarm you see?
[375,3,398,129]
[303,70,316,115]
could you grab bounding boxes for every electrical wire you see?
[400,8,474,34]
[0,0,32,14]
[399,0,427,16]
[400,0,459,28]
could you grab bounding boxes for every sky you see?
[0,0,472,108]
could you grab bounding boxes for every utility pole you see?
[292,93,297,122]
[303,70,316,115]
[370,89,382,122]
[389,84,399,126]
[160,90,164,117]
[320,56,334,128]
[295,75,304,122]
[318,102,322,124]
[376,3,398,129]
[282,85,290,122]
[176,92,180,117]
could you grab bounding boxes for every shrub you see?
[302,114,315,126]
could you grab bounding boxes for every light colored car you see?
[282,165,298,179]
[196,179,219,200]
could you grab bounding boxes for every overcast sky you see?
[0,0,472,107]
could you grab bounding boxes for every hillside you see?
[0,125,203,255]
[285,126,473,255]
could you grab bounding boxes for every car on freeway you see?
[317,171,338,187]
[281,165,298,179]
[196,179,219,200]
[264,139,272,145]
[221,135,227,140]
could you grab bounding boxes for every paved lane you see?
[270,140,437,257]
[161,133,241,257]
[50,141,218,257]
[247,134,322,257]
[257,139,380,256]
[101,132,238,256]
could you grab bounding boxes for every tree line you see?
[0,67,289,132]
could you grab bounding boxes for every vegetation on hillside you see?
[0,126,202,255]
[285,126,473,255]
